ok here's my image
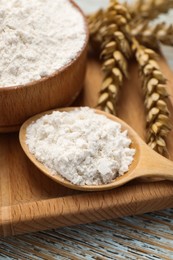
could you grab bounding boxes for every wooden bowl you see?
[0,1,89,133]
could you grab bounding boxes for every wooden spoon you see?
[19,107,173,191]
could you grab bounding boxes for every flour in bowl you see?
[25,107,135,186]
[0,0,86,87]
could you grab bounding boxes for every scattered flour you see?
[0,0,86,87]
[26,107,135,186]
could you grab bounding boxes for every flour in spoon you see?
[0,0,86,87]
[26,107,135,186]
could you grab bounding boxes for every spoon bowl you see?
[19,107,173,191]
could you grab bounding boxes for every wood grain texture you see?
[0,0,88,133]
[1,208,173,259]
[1,55,173,237]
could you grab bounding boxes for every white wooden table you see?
[1,1,173,259]
[0,209,173,259]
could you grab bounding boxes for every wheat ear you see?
[129,0,173,26]
[132,22,173,49]
[97,0,132,115]
[133,38,171,156]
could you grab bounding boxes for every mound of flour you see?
[26,107,135,186]
[0,0,86,87]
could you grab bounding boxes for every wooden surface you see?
[1,56,173,238]
[1,208,173,259]
[0,1,88,133]
[1,1,173,258]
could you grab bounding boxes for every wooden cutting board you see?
[1,55,173,237]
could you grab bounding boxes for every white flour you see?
[26,107,135,186]
[0,0,86,87]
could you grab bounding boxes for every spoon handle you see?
[134,142,173,181]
